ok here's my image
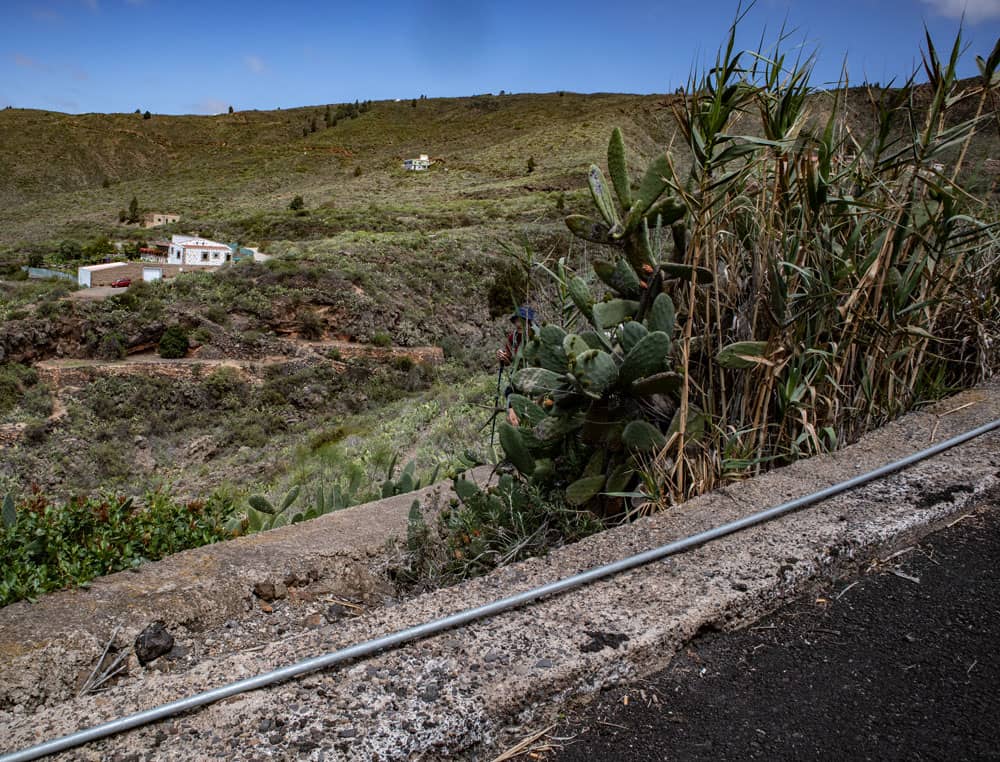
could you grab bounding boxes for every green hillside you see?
[0,93,675,248]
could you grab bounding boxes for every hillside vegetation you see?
[0,92,671,246]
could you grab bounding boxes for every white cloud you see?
[920,0,1000,22]
[244,55,265,74]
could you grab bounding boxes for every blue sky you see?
[1,0,998,114]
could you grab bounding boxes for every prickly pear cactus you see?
[485,129,709,515]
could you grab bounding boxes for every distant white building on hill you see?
[403,154,430,171]
[167,235,232,266]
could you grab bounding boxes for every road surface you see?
[548,502,1000,761]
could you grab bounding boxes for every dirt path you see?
[548,502,1000,761]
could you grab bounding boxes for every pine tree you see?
[127,196,140,224]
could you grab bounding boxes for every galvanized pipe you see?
[4,417,999,762]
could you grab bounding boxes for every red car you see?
[110,277,132,288]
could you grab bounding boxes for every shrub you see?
[289,195,305,211]
[371,331,392,348]
[96,332,126,361]
[298,308,325,339]
[158,325,189,358]
[0,365,39,416]
[0,491,234,606]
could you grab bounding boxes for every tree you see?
[228,105,234,114]
[310,116,317,133]
[325,104,332,125]
[56,240,82,263]
[143,110,151,119]
[411,99,417,108]
[127,196,140,224]
[83,236,117,261]
[353,166,363,177]
[527,156,536,174]
[289,195,305,211]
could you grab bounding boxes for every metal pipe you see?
[4,417,999,762]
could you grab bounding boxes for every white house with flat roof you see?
[167,235,232,267]
[403,154,431,171]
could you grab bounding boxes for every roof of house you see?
[172,235,229,250]
[78,262,128,272]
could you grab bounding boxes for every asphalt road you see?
[548,502,1000,761]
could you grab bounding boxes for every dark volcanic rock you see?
[134,621,175,665]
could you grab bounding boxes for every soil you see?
[548,503,1000,761]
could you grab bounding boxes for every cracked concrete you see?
[1,382,999,760]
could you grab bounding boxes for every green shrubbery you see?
[158,325,189,358]
[0,491,234,606]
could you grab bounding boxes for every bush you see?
[0,491,234,606]
[298,308,325,340]
[96,332,126,361]
[0,364,39,416]
[158,325,189,358]
[371,331,392,348]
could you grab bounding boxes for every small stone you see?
[534,658,554,669]
[483,651,501,663]
[325,604,346,622]
[338,728,357,738]
[419,685,440,702]
[260,602,273,614]
[304,613,324,629]
[732,581,749,592]
[253,581,288,601]
[135,621,174,666]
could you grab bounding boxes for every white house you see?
[403,154,430,171]
[167,235,232,267]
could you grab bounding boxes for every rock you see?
[185,435,216,461]
[135,621,174,666]
[304,613,324,629]
[325,603,346,622]
[253,581,288,601]
[579,631,630,653]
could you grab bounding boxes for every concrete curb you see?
[1,381,999,760]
